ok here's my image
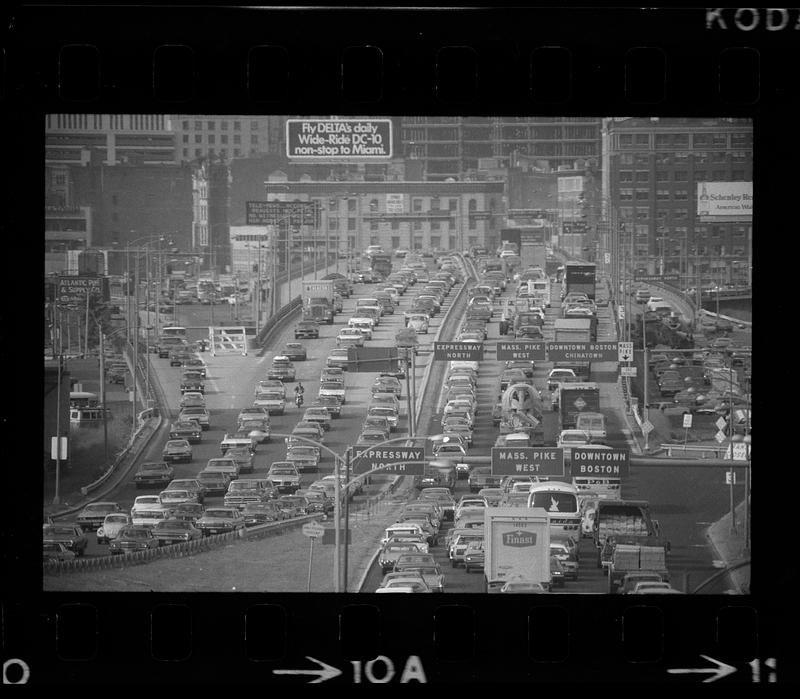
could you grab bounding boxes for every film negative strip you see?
[6,2,795,685]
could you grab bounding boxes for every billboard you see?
[286,119,393,160]
[57,276,110,307]
[385,194,404,213]
[697,182,752,221]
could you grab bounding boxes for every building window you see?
[413,221,422,231]
[182,120,189,129]
[182,134,189,143]
[220,149,227,159]
[234,135,241,144]
[634,154,649,166]
[655,152,671,165]
[655,170,669,182]
[449,199,458,211]
[656,189,670,200]
[208,148,215,156]
[635,134,649,146]
[655,209,668,220]
[251,121,259,130]
[207,121,215,130]
[619,189,634,202]
[391,236,400,249]
[674,190,689,200]
[194,148,202,157]
[468,198,477,211]
[195,134,202,144]
[432,221,441,231]
[635,190,649,201]
[712,170,725,180]
[731,170,745,180]
[182,148,188,158]
[347,198,356,212]
[430,197,441,211]
[635,171,650,183]
[449,235,457,249]
[412,198,423,213]
[370,220,378,231]
[695,170,706,180]
[413,237,423,250]
[208,135,215,144]
[619,153,634,165]
[731,132,752,148]
[635,210,649,221]
[251,134,259,144]
[673,209,688,220]
[234,149,241,157]
[221,121,228,130]
[731,150,748,163]
[430,236,441,249]
[619,134,633,147]
[468,218,476,230]
[369,198,379,212]
[673,170,688,181]
[711,151,727,162]
[194,120,202,130]
[694,151,710,164]
[220,135,228,144]
[619,171,634,183]
[234,121,241,131]
[328,218,339,230]
[391,221,399,231]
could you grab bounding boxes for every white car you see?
[547,368,577,392]
[319,380,346,404]
[337,328,366,347]
[347,317,375,339]
[557,429,593,461]
[254,379,285,398]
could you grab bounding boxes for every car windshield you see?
[270,468,296,475]
[106,514,128,523]
[321,382,343,390]
[44,526,77,536]
[289,447,316,456]
[158,520,188,530]
[205,510,233,518]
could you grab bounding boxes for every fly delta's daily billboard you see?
[697,182,753,221]
[286,119,393,160]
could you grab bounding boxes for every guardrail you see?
[44,512,328,575]
[657,443,729,458]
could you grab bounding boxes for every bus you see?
[161,326,187,339]
[526,481,581,543]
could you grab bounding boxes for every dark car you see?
[42,523,88,556]
[43,542,77,563]
[134,461,175,489]
[169,419,203,444]
[109,526,160,554]
[152,519,203,545]
[282,342,308,361]
[170,502,205,524]
[295,320,320,339]
[313,395,342,418]
[170,352,192,367]
[226,446,255,474]
[241,501,285,526]
[76,501,123,530]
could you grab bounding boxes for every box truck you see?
[484,507,551,592]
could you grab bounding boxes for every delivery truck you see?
[557,382,601,431]
[563,262,596,300]
[484,507,551,593]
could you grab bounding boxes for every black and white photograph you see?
[43,114,752,595]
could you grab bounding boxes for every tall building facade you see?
[399,117,601,181]
[602,117,753,286]
[171,115,284,164]
[45,114,177,165]
[261,176,506,255]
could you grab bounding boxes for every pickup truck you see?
[607,544,670,593]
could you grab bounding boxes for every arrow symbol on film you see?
[667,655,737,683]
[273,656,342,683]
[621,354,630,361]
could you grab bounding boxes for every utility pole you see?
[343,449,350,591]
[99,326,108,460]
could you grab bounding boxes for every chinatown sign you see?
[546,342,619,362]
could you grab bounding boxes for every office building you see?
[602,117,753,286]
[171,116,284,163]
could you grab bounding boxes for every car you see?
[254,391,286,415]
[282,342,307,361]
[220,431,257,454]
[109,525,160,554]
[222,446,254,475]
[223,478,277,508]
[550,542,579,580]
[477,487,503,506]
[392,562,445,593]
[183,357,207,377]
[238,417,271,443]
[366,404,398,431]
[196,469,231,496]
[169,502,205,524]
[448,531,485,568]
[499,580,549,594]
[76,501,123,530]
[377,578,433,594]
[348,317,375,340]
[285,445,321,472]
[96,513,132,544]
[241,501,285,525]
[267,462,301,493]
[630,582,681,594]
[303,406,333,431]
[42,523,89,556]
[169,419,203,443]
[355,428,388,449]
[313,395,342,418]
[455,498,487,521]
[361,415,391,439]
[169,351,192,367]
[294,319,321,339]
[162,439,193,463]
[196,507,246,536]
[296,488,333,515]
[326,348,351,370]
[547,368,577,392]
[319,380,347,404]
[133,461,175,488]
[557,430,593,461]
[164,478,207,503]
[153,519,203,545]
[275,495,306,518]
[179,391,206,409]
[159,488,199,509]
[268,356,296,382]
[42,542,78,563]
[619,572,667,595]
[179,406,210,430]
[337,328,366,347]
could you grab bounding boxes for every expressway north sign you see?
[496,341,547,361]
[350,447,425,475]
[491,448,565,477]
[546,342,619,362]
[433,342,484,361]
[569,448,630,478]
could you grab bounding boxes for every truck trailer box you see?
[484,507,551,591]
[558,382,601,430]
[301,280,335,301]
